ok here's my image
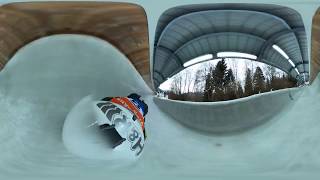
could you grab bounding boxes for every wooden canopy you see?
[0,2,151,86]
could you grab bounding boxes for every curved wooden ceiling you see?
[0,2,151,87]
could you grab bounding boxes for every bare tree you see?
[229,58,239,81]
[263,64,276,80]
[170,75,183,95]
[183,69,193,93]
[193,67,207,93]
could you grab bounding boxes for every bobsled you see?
[93,97,145,157]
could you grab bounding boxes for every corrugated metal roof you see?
[154,4,309,88]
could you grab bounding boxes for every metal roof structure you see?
[153,4,309,88]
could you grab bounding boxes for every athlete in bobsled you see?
[93,93,148,157]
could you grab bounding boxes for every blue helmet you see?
[128,93,148,117]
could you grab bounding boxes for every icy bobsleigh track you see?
[0,35,320,179]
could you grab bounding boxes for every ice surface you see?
[0,34,319,180]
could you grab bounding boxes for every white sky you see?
[159,58,285,92]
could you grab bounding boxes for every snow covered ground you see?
[0,34,319,180]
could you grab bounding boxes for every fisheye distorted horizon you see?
[159,58,287,92]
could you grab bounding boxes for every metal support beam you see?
[154,70,166,81]
[288,61,309,72]
[156,45,184,67]
[293,27,308,73]
[258,27,305,61]
[153,78,161,86]
[258,30,293,59]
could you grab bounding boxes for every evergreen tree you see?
[213,60,227,86]
[203,67,214,101]
[225,69,236,85]
[236,82,244,98]
[244,68,253,97]
[225,69,237,100]
[212,59,228,101]
[203,73,211,101]
[253,67,266,94]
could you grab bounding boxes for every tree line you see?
[167,59,297,102]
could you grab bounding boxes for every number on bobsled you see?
[95,100,145,156]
